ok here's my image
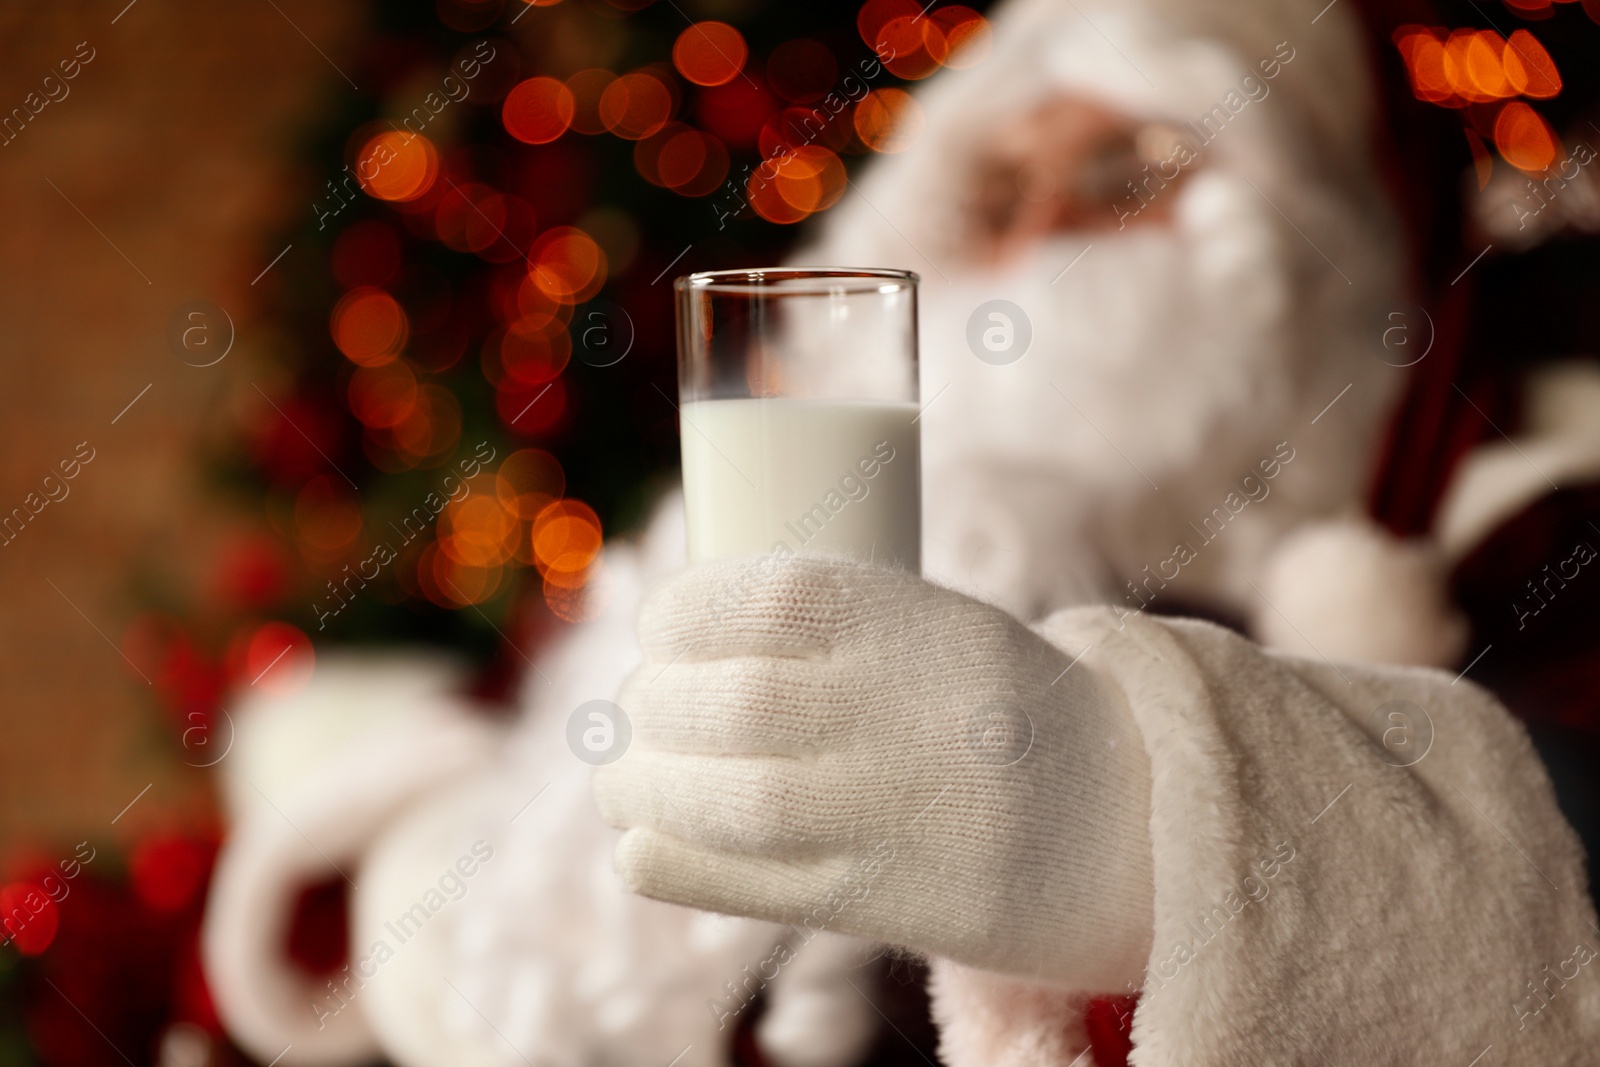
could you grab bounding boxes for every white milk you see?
[680,398,920,570]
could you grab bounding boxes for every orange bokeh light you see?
[331,287,409,367]
[1441,33,1488,103]
[749,145,846,224]
[874,15,949,80]
[513,271,575,332]
[504,76,576,144]
[1396,30,1452,103]
[673,21,749,87]
[357,131,439,202]
[442,494,520,567]
[854,88,923,153]
[932,6,991,69]
[532,498,602,576]
[1394,25,1561,108]
[1505,29,1561,99]
[857,0,922,49]
[599,72,674,140]
[529,226,607,302]
[1461,32,1508,100]
[657,127,710,188]
[1494,101,1558,172]
[636,124,730,197]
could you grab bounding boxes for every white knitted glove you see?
[594,555,1155,989]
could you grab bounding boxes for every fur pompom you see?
[1251,518,1467,668]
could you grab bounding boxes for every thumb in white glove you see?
[594,555,1155,989]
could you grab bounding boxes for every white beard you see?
[916,171,1294,615]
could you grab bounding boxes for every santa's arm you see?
[598,554,1600,1067]
[932,606,1600,1067]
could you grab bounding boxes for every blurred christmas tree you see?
[219,0,993,683]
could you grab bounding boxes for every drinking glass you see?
[674,267,921,571]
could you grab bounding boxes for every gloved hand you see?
[594,555,1156,989]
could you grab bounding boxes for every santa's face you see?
[801,77,1401,617]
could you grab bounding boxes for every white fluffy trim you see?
[202,657,499,1066]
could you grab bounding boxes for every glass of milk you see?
[674,267,920,571]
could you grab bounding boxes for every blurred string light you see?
[1393,23,1565,174]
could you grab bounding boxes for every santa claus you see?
[202,0,1600,1064]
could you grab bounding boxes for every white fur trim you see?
[1436,361,1600,563]
[202,662,497,1067]
[929,607,1600,1066]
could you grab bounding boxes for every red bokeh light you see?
[673,21,749,87]
[234,621,314,695]
[0,881,59,955]
[331,287,409,367]
[599,71,675,140]
[503,76,576,144]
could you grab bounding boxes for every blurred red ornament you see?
[130,835,212,913]
[24,843,225,1067]
[228,621,315,695]
[0,881,59,955]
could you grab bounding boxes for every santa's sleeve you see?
[929,606,1600,1067]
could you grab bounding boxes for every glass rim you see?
[674,266,919,295]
